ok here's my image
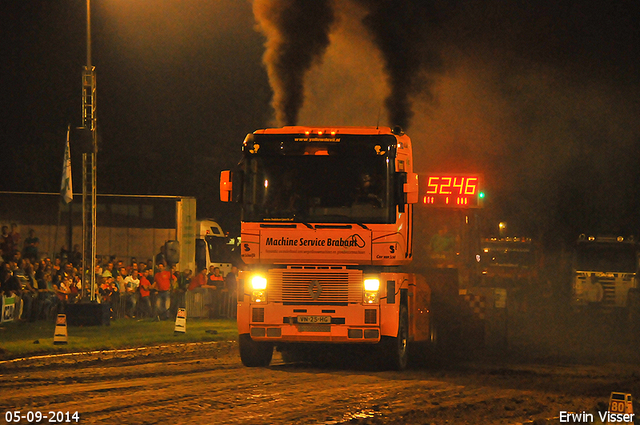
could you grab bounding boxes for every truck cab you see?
[572,235,640,313]
[194,219,237,276]
[220,126,427,369]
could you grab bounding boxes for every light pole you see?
[81,0,98,301]
[499,222,507,238]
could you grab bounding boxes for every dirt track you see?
[2,338,640,425]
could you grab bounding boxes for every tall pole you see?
[82,0,97,301]
[87,0,91,68]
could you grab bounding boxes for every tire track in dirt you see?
[2,342,640,424]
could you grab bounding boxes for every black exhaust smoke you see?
[357,0,443,130]
[253,0,336,126]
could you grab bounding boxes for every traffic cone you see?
[54,314,68,345]
[174,308,186,334]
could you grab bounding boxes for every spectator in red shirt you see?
[205,266,225,317]
[188,268,207,291]
[152,262,175,320]
[207,265,224,288]
[54,276,72,303]
[137,269,152,318]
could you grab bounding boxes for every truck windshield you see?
[576,244,637,273]
[241,145,394,224]
[195,237,236,272]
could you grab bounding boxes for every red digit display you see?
[464,177,478,195]
[420,174,483,208]
[452,177,465,194]
[439,177,452,194]
[426,176,439,194]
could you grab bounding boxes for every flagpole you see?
[65,124,74,276]
[68,196,73,258]
[55,125,74,265]
[52,205,61,263]
[62,124,73,204]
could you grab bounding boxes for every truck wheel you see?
[385,305,409,370]
[239,334,273,367]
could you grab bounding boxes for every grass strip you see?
[0,318,238,360]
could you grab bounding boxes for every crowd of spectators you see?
[1,225,239,323]
[95,259,238,321]
[1,225,81,322]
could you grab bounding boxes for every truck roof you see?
[254,126,398,136]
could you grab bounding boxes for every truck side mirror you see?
[396,172,407,213]
[404,172,419,204]
[220,170,232,202]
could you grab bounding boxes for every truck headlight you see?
[251,275,267,302]
[363,278,380,304]
[251,275,267,290]
[364,278,380,291]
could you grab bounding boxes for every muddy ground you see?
[1,319,640,425]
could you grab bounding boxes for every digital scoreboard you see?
[421,174,484,208]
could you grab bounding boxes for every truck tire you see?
[407,317,439,367]
[384,305,409,371]
[239,334,273,367]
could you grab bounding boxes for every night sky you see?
[2,0,639,246]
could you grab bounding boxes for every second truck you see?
[572,234,640,316]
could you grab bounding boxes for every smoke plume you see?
[253,0,444,129]
[252,0,335,126]
[357,0,444,130]
[251,0,640,246]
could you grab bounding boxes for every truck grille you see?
[598,278,616,310]
[598,279,616,309]
[577,271,635,310]
[268,267,363,304]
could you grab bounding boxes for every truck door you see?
[195,238,207,272]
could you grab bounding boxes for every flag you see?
[61,125,73,203]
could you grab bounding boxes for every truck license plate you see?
[297,315,331,324]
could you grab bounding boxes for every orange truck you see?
[219,126,433,369]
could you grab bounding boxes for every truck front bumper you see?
[246,304,381,343]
